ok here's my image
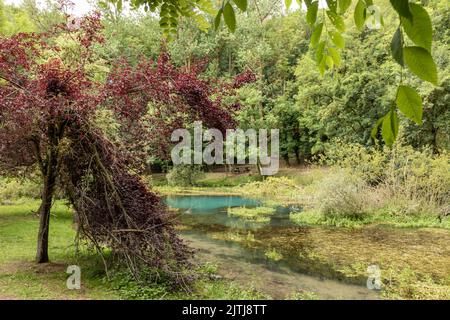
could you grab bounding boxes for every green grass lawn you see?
[0,201,75,263]
[0,200,120,299]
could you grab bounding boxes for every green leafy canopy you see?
[116,0,440,146]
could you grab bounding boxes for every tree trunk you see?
[282,151,290,167]
[294,148,301,165]
[431,126,439,154]
[36,179,53,263]
[256,159,266,181]
[36,135,59,263]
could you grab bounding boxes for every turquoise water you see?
[165,195,260,212]
[166,195,296,229]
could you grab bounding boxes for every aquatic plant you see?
[264,249,283,262]
[227,206,275,223]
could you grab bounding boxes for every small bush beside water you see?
[166,165,203,187]
[315,172,370,220]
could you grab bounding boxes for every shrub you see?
[322,140,387,184]
[382,147,450,216]
[315,170,370,220]
[166,165,203,187]
[0,177,41,203]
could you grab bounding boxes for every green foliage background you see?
[1,0,449,163]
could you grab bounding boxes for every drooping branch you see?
[59,125,194,286]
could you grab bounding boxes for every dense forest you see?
[0,0,449,301]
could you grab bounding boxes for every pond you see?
[166,195,380,299]
[166,195,296,229]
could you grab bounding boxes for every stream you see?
[166,195,380,299]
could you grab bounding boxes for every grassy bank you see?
[154,168,450,230]
[0,201,115,299]
[153,168,321,205]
